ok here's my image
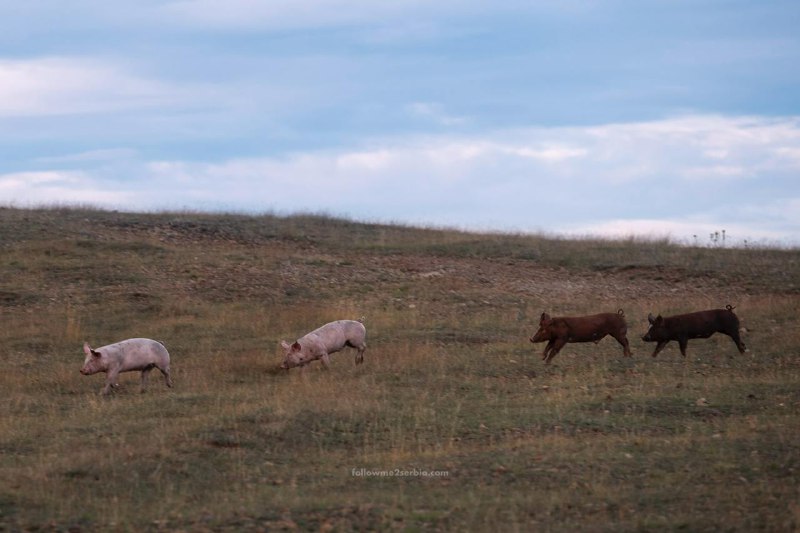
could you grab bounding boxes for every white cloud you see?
[0,171,132,206]
[3,114,799,244]
[502,145,587,162]
[336,150,394,172]
[682,165,748,180]
[562,115,800,183]
[556,217,789,244]
[773,146,800,163]
[556,196,800,246]
[0,57,210,117]
[36,148,138,164]
[407,102,468,127]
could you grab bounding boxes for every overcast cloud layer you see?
[1,1,799,245]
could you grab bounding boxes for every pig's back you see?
[340,320,366,339]
[311,320,364,349]
[101,338,170,364]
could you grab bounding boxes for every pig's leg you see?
[727,330,747,354]
[140,367,152,392]
[320,353,331,369]
[650,341,668,358]
[678,338,689,357]
[355,343,366,365]
[545,338,567,364]
[542,340,554,360]
[102,369,120,395]
[613,333,632,357]
[347,339,366,364]
[158,364,173,388]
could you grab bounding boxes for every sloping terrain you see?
[1,207,798,531]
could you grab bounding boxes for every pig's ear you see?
[83,342,92,356]
[654,315,663,325]
[280,341,291,351]
[647,313,656,324]
[291,342,302,351]
[540,312,550,324]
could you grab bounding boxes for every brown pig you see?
[642,305,747,358]
[530,309,632,363]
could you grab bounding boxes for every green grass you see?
[1,206,799,531]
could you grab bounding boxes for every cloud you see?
[3,114,799,244]
[407,102,469,127]
[0,171,133,206]
[0,57,212,117]
[556,217,791,245]
[502,145,587,162]
[36,148,139,164]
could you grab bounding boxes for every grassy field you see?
[1,206,799,531]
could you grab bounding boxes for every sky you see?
[1,1,799,246]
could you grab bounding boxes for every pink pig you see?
[80,338,173,395]
[280,320,367,370]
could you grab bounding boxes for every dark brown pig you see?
[529,309,632,363]
[642,305,747,358]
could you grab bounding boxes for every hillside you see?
[1,207,799,530]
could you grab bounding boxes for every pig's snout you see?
[80,368,88,375]
[529,337,535,343]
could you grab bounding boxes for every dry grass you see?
[1,206,799,531]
